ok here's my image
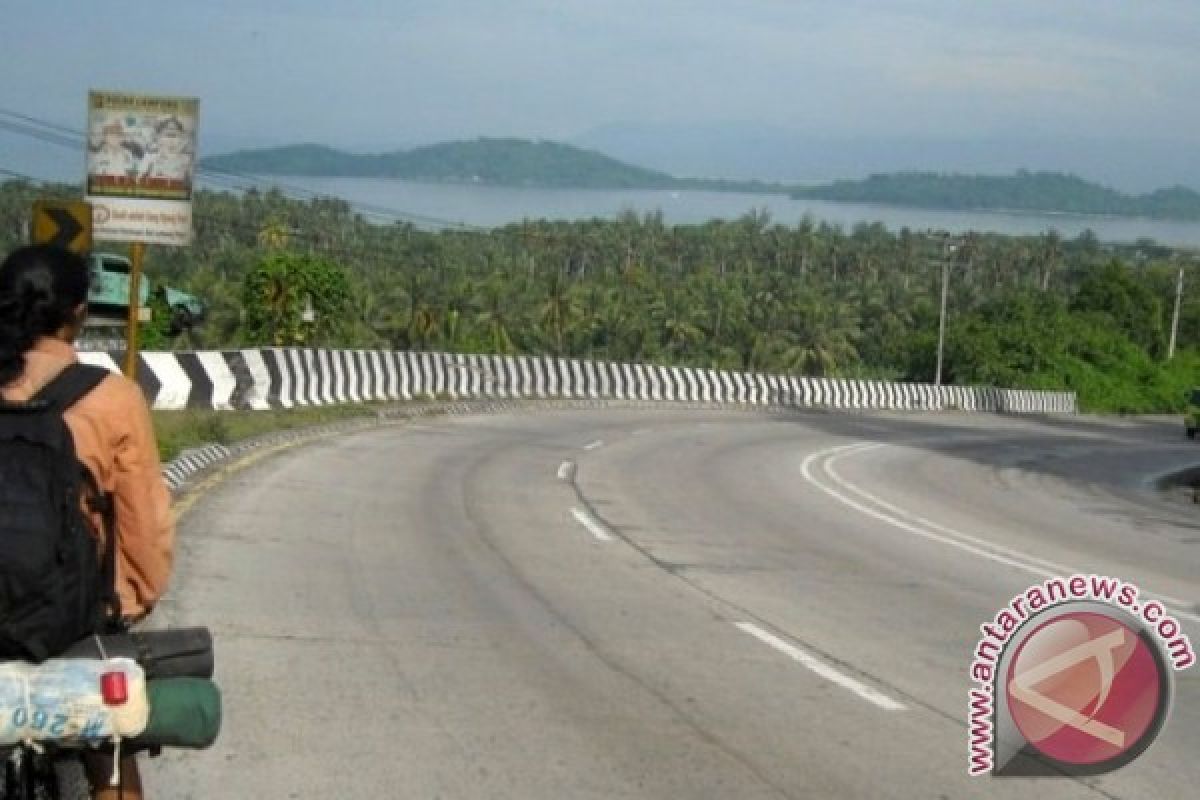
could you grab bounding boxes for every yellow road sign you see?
[31,200,93,254]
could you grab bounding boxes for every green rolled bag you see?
[129,677,222,750]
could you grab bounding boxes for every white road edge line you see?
[584,439,604,450]
[571,507,614,542]
[802,444,1060,579]
[735,622,907,712]
[827,444,1077,578]
[826,444,1200,624]
[557,460,573,481]
[802,443,1200,626]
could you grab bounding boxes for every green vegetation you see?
[242,251,352,345]
[2,178,1198,414]
[202,138,678,189]
[151,404,380,462]
[794,171,1200,221]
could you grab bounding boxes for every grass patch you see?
[152,404,384,462]
[151,392,481,462]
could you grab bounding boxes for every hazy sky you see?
[2,1,1197,183]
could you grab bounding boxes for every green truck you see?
[87,252,205,335]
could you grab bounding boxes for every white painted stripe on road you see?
[824,443,1200,624]
[558,461,573,481]
[801,444,1058,578]
[584,439,604,450]
[571,507,613,542]
[802,442,1200,626]
[735,622,907,712]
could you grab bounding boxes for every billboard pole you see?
[123,241,145,379]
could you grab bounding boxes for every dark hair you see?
[0,245,91,385]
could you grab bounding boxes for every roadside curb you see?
[160,398,1077,498]
[159,398,776,494]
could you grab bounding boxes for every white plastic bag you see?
[0,657,149,745]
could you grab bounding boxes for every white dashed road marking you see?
[571,507,614,542]
[736,622,907,712]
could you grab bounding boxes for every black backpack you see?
[0,363,119,662]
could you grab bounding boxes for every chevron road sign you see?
[31,199,93,254]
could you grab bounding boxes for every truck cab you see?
[87,252,148,312]
[87,252,205,334]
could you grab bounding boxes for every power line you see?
[0,107,81,137]
[0,118,84,151]
[0,106,829,249]
[0,159,507,269]
[0,106,782,246]
[0,106,486,231]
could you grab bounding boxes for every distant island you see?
[201,138,678,189]
[791,170,1200,221]
[201,137,796,194]
[203,139,1200,221]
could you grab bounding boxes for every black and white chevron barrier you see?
[79,348,1077,415]
[161,443,231,490]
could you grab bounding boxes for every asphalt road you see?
[145,409,1200,799]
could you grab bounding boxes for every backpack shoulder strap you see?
[32,363,112,412]
[34,362,124,626]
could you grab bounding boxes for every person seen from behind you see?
[0,244,175,799]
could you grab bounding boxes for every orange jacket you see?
[1,337,174,619]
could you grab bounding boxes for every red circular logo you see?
[1006,611,1166,767]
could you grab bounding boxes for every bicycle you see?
[0,628,215,799]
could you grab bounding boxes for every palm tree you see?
[783,290,861,376]
[538,271,581,355]
[651,287,705,361]
[474,276,516,354]
[256,214,293,251]
[1037,230,1062,292]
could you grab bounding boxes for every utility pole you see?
[935,237,958,386]
[936,257,949,386]
[1168,258,1186,360]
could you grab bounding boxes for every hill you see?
[792,170,1200,220]
[201,138,678,189]
[202,143,1200,220]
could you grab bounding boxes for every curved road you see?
[145,409,1200,798]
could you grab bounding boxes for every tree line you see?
[794,171,1200,221]
[1,178,1196,412]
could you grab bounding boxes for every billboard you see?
[85,90,199,246]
